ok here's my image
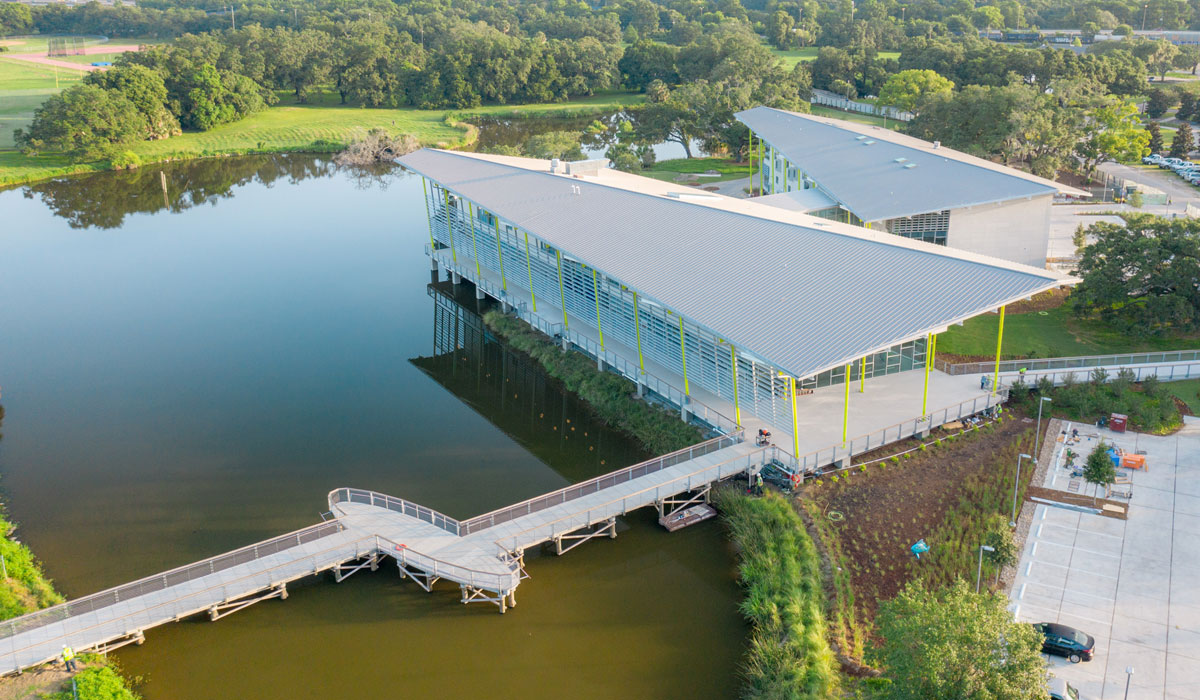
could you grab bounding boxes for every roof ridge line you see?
[428,148,1064,282]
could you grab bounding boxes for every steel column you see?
[467,202,481,279]
[730,344,742,427]
[555,249,569,331]
[993,306,1006,395]
[679,314,689,396]
[494,217,507,292]
[421,177,435,252]
[523,231,536,312]
[442,188,457,264]
[790,376,800,463]
[633,291,645,376]
[592,268,604,351]
[842,363,850,445]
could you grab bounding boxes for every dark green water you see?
[0,155,744,699]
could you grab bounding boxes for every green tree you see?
[878,69,954,114]
[876,580,1046,700]
[1176,45,1200,75]
[1083,440,1117,503]
[810,46,854,91]
[1170,121,1194,159]
[84,64,180,140]
[1146,88,1175,118]
[1075,99,1150,178]
[1148,121,1164,154]
[1113,24,1133,36]
[0,2,32,35]
[15,84,146,162]
[1179,91,1198,122]
[766,9,796,49]
[972,6,1005,33]
[523,131,585,160]
[1073,215,1200,333]
[617,40,679,91]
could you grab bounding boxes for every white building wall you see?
[944,195,1052,269]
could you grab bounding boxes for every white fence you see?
[810,89,913,121]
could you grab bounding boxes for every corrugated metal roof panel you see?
[398,149,1071,380]
[737,106,1086,223]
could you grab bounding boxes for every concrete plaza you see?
[1010,419,1200,699]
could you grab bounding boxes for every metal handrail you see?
[1004,360,1200,387]
[492,446,772,555]
[938,349,1200,376]
[3,533,520,667]
[0,520,345,642]
[790,389,1008,475]
[458,431,744,536]
[375,535,519,591]
[328,487,463,536]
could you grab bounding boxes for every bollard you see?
[452,272,462,285]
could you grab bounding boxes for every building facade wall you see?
[754,130,1053,268]
[945,195,1052,269]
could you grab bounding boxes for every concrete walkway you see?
[1010,419,1200,699]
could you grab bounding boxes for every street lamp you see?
[1011,453,1032,527]
[976,544,995,593]
[1125,666,1134,699]
[1142,4,1149,31]
[1033,396,1052,463]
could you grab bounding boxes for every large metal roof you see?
[399,148,1072,381]
[736,106,1087,223]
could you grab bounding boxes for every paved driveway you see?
[1010,419,1200,699]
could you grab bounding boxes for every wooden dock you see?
[0,433,769,675]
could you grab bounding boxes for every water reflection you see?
[16,155,400,230]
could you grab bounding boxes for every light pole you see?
[1124,666,1134,699]
[1033,396,1052,463]
[976,544,995,593]
[1142,4,1149,31]
[1011,453,1032,527]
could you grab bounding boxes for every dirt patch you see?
[3,45,141,72]
[0,661,76,700]
[801,413,1032,616]
[1173,395,1194,417]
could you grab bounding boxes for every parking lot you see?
[1010,418,1200,699]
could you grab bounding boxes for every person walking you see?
[61,645,77,672]
[754,471,764,496]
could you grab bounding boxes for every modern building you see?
[736,106,1088,268]
[399,149,1072,469]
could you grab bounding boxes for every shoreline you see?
[0,97,642,189]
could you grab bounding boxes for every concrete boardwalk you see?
[1010,420,1200,699]
[0,437,764,675]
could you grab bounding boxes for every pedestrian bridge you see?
[0,433,770,675]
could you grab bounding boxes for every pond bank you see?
[0,95,643,188]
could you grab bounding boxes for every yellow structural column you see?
[678,314,689,397]
[790,376,800,463]
[555,249,569,331]
[859,356,865,393]
[842,363,851,445]
[592,268,604,351]
[523,231,536,312]
[730,344,742,427]
[467,202,481,279]
[421,177,436,252]
[992,305,1006,395]
[633,292,646,376]
[442,188,457,264]
[922,333,933,415]
[494,217,507,293]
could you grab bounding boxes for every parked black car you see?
[1034,622,1095,663]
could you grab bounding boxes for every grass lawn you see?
[938,303,1200,360]
[0,58,85,148]
[809,103,901,130]
[640,156,750,183]
[55,52,129,65]
[1164,378,1200,413]
[768,44,899,68]
[0,91,645,186]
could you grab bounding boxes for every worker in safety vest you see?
[754,472,764,496]
[61,645,77,672]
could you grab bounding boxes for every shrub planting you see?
[714,488,838,699]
